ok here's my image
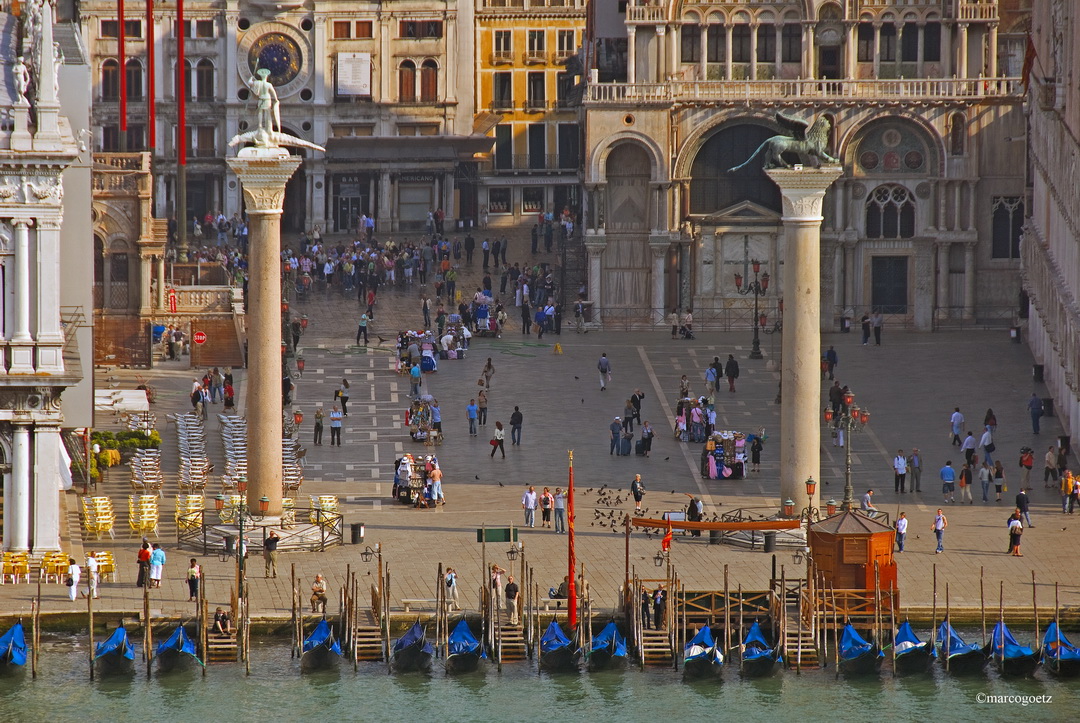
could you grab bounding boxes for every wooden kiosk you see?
[808,511,897,592]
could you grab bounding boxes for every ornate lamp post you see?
[823,390,871,511]
[733,260,769,360]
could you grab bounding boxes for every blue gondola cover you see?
[592,621,627,659]
[448,620,485,658]
[0,622,27,667]
[95,625,136,661]
[303,619,343,656]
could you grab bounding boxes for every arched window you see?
[399,60,416,102]
[196,59,215,100]
[949,113,965,156]
[101,59,120,100]
[125,58,143,100]
[865,184,916,239]
[179,59,193,100]
[419,59,438,102]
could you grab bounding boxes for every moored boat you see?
[985,621,1038,678]
[838,624,883,677]
[95,623,136,676]
[392,622,434,673]
[0,621,28,673]
[301,618,343,673]
[891,622,935,676]
[539,621,580,673]
[154,624,203,674]
[587,621,627,672]
[683,624,722,680]
[935,621,987,675]
[445,619,484,674]
[739,621,780,678]
[1041,622,1080,678]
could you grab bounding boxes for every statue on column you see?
[228,66,325,154]
[12,56,30,104]
[728,112,839,171]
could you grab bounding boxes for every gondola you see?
[301,618,343,673]
[94,623,136,676]
[587,621,628,672]
[0,621,27,673]
[891,621,935,676]
[154,624,203,673]
[445,619,484,674]
[392,622,433,673]
[539,621,580,673]
[1041,622,1080,678]
[838,624,883,677]
[935,621,987,675]
[739,621,781,678]
[985,621,1039,677]
[682,624,722,680]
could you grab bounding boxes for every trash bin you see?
[1033,364,1044,383]
[763,531,777,553]
[709,529,720,545]
[840,317,850,333]
[1043,398,1054,417]
[350,522,365,544]
[1010,326,1022,343]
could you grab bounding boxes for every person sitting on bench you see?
[549,575,570,599]
[310,574,328,613]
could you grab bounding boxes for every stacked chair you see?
[127,494,159,536]
[81,496,116,540]
[171,412,211,491]
[128,449,164,497]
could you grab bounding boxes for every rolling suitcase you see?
[620,437,632,456]
[635,439,646,456]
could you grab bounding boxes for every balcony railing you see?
[626,6,666,23]
[522,50,548,65]
[957,1,998,21]
[494,153,579,173]
[523,98,548,111]
[490,99,515,111]
[490,50,514,65]
[479,0,585,10]
[585,77,1023,104]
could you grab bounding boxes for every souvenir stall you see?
[394,453,441,507]
[406,396,441,444]
[674,397,713,443]
[700,430,747,480]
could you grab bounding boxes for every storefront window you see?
[522,187,544,214]
[489,188,512,214]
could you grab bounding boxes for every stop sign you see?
[193,331,208,345]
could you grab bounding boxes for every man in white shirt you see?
[893,449,908,493]
[521,486,539,528]
[979,426,995,466]
[894,513,908,553]
[85,552,100,599]
[949,407,965,446]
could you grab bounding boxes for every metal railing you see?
[494,153,579,173]
[176,508,344,553]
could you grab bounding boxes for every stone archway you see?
[689,123,783,216]
[600,143,654,317]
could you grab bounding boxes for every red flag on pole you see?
[146,0,155,149]
[567,450,577,627]
[177,0,186,166]
[1021,35,1037,91]
[661,523,673,552]
[118,0,126,133]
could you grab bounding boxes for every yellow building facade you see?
[475,0,586,229]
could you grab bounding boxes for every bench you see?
[401,598,439,612]
[540,597,566,612]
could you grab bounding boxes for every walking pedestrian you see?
[85,552,100,600]
[1019,447,1034,490]
[313,407,324,445]
[329,405,343,446]
[979,426,995,466]
[860,313,871,345]
[264,530,280,578]
[540,487,554,528]
[724,354,740,392]
[984,408,998,434]
[136,541,151,588]
[667,309,679,339]
[1028,393,1044,434]
[149,543,166,588]
[553,487,567,534]
[482,358,496,389]
[521,486,538,527]
[1071,473,1080,514]
[932,509,948,553]
[871,311,883,345]
[445,567,460,610]
[993,460,1006,502]
[630,389,645,425]
[477,389,488,426]
[893,449,908,493]
[609,417,622,455]
[824,346,838,380]
[950,408,964,446]
[466,398,478,436]
[510,406,523,445]
[597,353,612,391]
[907,448,922,492]
[958,462,974,504]
[979,460,992,502]
[622,399,635,433]
[1007,511,1024,556]
[894,512,908,552]
[422,296,432,329]
[67,557,81,602]
[939,461,956,504]
[750,435,764,472]
[186,558,200,602]
[490,421,506,458]
[630,474,646,513]
[1045,445,1060,486]
[1061,470,1074,513]
[409,362,422,398]
[1016,489,1034,527]
[961,431,977,465]
[356,312,369,345]
[640,421,655,458]
[337,379,350,416]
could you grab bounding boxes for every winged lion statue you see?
[727,112,839,172]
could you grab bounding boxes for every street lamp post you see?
[734,260,769,360]
[823,390,871,511]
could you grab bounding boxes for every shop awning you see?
[325,135,495,164]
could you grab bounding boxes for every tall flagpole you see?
[567,450,577,628]
[146,0,155,151]
[118,0,126,150]
[176,0,188,260]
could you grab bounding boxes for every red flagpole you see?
[146,0,155,149]
[567,450,577,627]
[176,0,186,166]
[118,0,126,133]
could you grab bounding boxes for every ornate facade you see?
[0,0,92,551]
[1023,0,1078,452]
[581,0,1028,331]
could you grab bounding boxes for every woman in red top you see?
[136,541,151,588]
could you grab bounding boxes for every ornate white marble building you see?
[581,0,1028,331]
[0,0,93,551]
[1023,0,1078,453]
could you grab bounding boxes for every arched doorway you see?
[602,143,652,312]
[690,124,782,215]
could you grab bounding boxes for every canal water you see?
[0,636,1073,722]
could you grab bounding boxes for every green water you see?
[0,637,1073,722]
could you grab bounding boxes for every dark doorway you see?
[690,124,782,215]
[871,256,908,313]
[818,47,841,79]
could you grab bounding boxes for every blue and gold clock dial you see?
[248,32,302,86]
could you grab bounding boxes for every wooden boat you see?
[539,621,580,673]
[587,621,628,672]
[838,624,883,677]
[0,621,27,673]
[891,622,935,676]
[1041,622,1080,678]
[683,624,722,680]
[154,624,203,673]
[935,622,987,675]
[985,621,1039,677]
[445,619,484,674]
[94,623,136,676]
[392,622,433,673]
[739,621,780,678]
[301,618,343,673]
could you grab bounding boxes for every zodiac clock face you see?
[248,32,302,86]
